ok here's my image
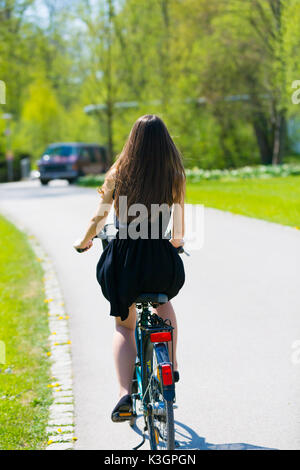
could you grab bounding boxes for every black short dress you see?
[96,212,185,321]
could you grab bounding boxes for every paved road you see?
[1,180,300,450]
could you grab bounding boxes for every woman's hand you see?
[73,239,93,253]
[170,238,184,249]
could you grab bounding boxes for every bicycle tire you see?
[164,399,175,449]
[147,413,158,450]
[152,344,175,450]
[144,338,175,450]
[142,337,158,449]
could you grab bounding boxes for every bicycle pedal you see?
[111,411,135,423]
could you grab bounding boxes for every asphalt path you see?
[1,180,299,450]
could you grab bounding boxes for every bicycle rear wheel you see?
[144,339,175,450]
[142,339,156,449]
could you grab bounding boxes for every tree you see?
[76,0,123,165]
[15,77,64,157]
[224,0,300,164]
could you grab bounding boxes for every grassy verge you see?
[0,215,51,450]
[186,176,300,227]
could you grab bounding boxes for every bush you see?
[77,174,106,187]
[77,163,300,188]
[0,152,32,183]
[185,163,300,182]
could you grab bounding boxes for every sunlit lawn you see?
[0,216,51,450]
[186,176,300,228]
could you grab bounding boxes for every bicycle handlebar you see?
[74,246,89,253]
[176,246,190,256]
[75,224,190,256]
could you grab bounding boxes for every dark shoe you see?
[174,371,180,383]
[111,394,133,423]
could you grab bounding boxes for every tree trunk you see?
[272,111,286,165]
[106,102,114,167]
[106,0,114,167]
[252,112,273,165]
[160,0,171,111]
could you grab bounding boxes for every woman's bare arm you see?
[171,184,185,248]
[73,171,115,250]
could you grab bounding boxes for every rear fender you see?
[153,343,175,401]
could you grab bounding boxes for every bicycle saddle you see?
[135,293,168,304]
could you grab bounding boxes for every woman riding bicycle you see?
[74,114,185,421]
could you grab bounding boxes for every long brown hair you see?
[112,115,185,217]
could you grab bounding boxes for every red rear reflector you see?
[150,332,172,343]
[161,364,173,386]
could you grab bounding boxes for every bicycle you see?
[130,291,176,450]
[78,223,188,450]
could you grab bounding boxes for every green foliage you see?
[0,155,23,183]
[0,215,51,450]
[185,163,300,181]
[14,77,64,159]
[1,0,300,167]
[77,173,105,187]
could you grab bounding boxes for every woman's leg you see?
[113,304,137,398]
[154,301,178,370]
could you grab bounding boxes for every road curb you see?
[29,236,76,450]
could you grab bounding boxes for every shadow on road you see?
[173,421,275,450]
[129,415,275,450]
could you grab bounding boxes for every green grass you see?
[186,176,300,227]
[0,216,51,450]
